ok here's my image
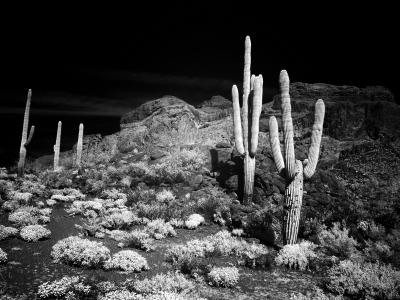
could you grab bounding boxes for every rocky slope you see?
[34,83,400,241]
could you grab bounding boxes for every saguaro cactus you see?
[269,70,325,244]
[54,121,62,171]
[76,123,84,167]
[232,36,263,205]
[17,89,35,177]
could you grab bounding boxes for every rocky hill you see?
[34,83,400,232]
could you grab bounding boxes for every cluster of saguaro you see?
[269,70,325,244]
[76,123,84,167]
[232,36,263,205]
[17,89,35,177]
[53,121,62,171]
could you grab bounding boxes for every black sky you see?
[1,3,399,112]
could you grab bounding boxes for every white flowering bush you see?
[148,149,206,183]
[184,214,205,229]
[37,276,92,299]
[0,225,19,241]
[124,229,155,252]
[104,250,149,273]
[51,236,111,267]
[2,200,20,211]
[327,260,400,299]
[0,248,7,264]
[8,206,50,227]
[102,210,139,229]
[317,222,359,259]
[145,219,176,239]
[101,188,127,202]
[98,290,139,300]
[275,241,317,271]
[131,272,194,294]
[8,191,33,203]
[168,218,185,228]
[207,266,239,287]
[155,189,175,202]
[20,225,51,242]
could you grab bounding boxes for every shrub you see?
[145,219,176,239]
[0,248,7,264]
[236,242,271,268]
[97,290,139,300]
[327,260,400,299]
[104,250,149,273]
[155,189,175,202]
[130,272,194,294]
[184,214,205,229]
[37,276,92,299]
[275,241,317,271]
[39,169,74,189]
[20,225,51,242]
[317,222,359,259]
[0,225,19,241]
[8,191,33,203]
[207,266,239,288]
[289,287,343,300]
[8,206,50,227]
[124,229,155,252]
[166,230,270,272]
[102,210,139,229]
[51,236,111,267]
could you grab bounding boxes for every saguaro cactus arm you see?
[232,85,245,155]
[280,70,297,179]
[303,99,325,179]
[249,75,263,156]
[269,116,285,174]
[25,125,35,146]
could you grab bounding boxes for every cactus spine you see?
[232,36,263,205]
[17,89,35,177]
[76,123,84,167]
[269,70,325,244]
[54,121,62,171]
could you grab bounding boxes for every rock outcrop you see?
[269,82,399,140]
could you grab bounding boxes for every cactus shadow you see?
[209,149,244,201]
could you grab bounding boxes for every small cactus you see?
[17,89,35,177]
[53,121,62,171]
[232,36,263,204]
[269,70,325,244]
[76,123,84,167]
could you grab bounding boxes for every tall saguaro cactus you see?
[54,121,62,171]
[76,123,84,167]
[232,36,264,205]
[269,70,325,244]
[17,89,35,177]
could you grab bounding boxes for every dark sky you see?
[1,3,399,115]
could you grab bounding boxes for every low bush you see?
[20,225,51,242]
[184,214,205,229]
[0,225,19,241]
[275,241,317,271]
[145,219,176,239]
[207,266,239,288]
[37,276,92,299]
[51,236,111,268]
[104,250,149,273]
[130,272,194,294]
[124,229,155,252]
[327,260,400,299]
[8,206,50,227]
[317,222,359,259]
